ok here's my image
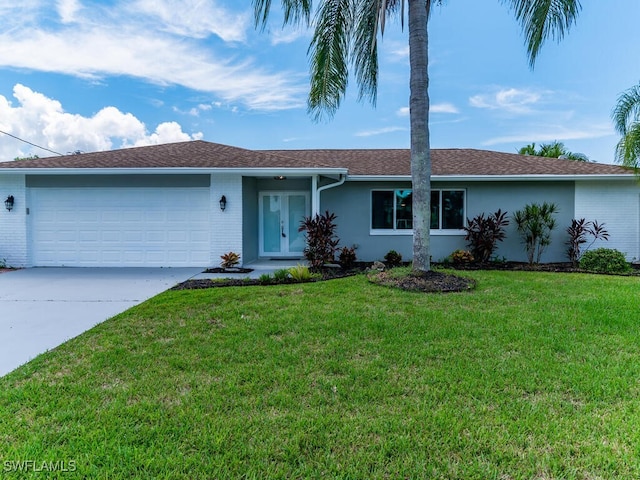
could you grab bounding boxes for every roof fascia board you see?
[0,167,348,176]
[347,174,636,182]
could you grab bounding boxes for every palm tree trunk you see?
[408,0,431,273]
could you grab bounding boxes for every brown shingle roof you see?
[0,140,338,170]
[0,140,632,177]
[261,148,632,176]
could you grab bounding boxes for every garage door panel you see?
[30,187,211,267]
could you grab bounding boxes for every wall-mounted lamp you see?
[4,195,14,212]
[219,195,227,212]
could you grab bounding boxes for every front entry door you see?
[259,192,310,257]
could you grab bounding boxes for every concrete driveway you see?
[0,267,201,377]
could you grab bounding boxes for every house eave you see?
[347,174,637,182]
[0,167,349,176]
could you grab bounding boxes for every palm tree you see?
[253,0,582,273]
[612,82,640,168]
[518,141,589,161]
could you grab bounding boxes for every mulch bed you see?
[204,267,254,274]
[369,270,476,293]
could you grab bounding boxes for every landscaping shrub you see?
[220,251,241,269]
[579,248,631,274]
[289,264,312,282]
[338,246,357,270]
[258,273,273,285]
[463,209,509,263]
[566,219,609,266]
[513,202,558,265]
[299,211,340,270]
[273,269,291,281]
[384,250,403,267]
[450,249,474,265]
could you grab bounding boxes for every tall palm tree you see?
[253,0,581,273]
[612,82,640,168]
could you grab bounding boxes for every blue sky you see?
[0,0,638,163]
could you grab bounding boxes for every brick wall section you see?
[0,174,28,267]
[575,180,640,261]
[210,174,243,266]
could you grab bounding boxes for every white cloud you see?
[270,26,308,45]
[431,103,459,114]
[0,1,305,111]
[469,88,544,114]
[396,103,459,117]
[130,0,250,42]
[57,0,82,23]
[481,123,614,147]
[0,84,201,161]
[355,126,406,137]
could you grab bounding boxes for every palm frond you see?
[308,0,353,121]
[615,123,640,169]
[505,0,581,67]
[353,0,380,105]
[612,84,640,136]
[282,0,313,26]
[252,0,273,30]
[253,0,312,29]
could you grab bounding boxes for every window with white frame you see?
[371,189,465,232]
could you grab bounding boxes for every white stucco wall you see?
[210,174,243,266]
[0,174,28,267]
[575,180,640,261]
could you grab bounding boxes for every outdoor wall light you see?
[219,195,227,212]
[4,195,14,212]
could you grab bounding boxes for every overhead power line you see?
[0,129,63,157]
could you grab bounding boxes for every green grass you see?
[1,270,640,478]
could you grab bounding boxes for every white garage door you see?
[29,187,211,267]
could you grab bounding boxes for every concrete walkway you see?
[0,267,201,377]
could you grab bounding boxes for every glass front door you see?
[259,192,310,257]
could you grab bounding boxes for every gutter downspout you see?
[312,174,346,216]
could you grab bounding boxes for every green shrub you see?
[579,248,631,274]
[273,269,291,281]
[289,264,312,282]
[384,250,403,267]
[513,202,558,265]
[566,219,609,265]
[258,273,273,285]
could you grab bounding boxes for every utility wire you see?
[0,129,63,156]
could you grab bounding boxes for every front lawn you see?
[1,271,640,478]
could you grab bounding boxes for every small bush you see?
[220,251,240,269]
[463,209,509,263]
[513,202,559,265]
[338,246,357,270]
[289,264,312,282]
[450,249,474,265]
[299,211,340,271]
[273,269,291,281]
[258,273,273,285]
[566,219,609,265]
[384,250,403,268]
[579,248,631,274]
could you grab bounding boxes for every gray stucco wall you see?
[321,180,575,263]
